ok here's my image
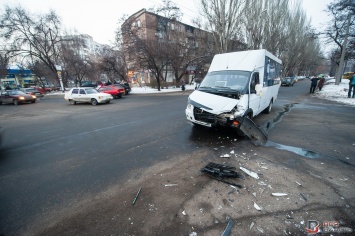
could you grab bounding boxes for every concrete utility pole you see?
[335,14,350,85]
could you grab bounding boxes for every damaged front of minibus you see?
[185,70,267,146]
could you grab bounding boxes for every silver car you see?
[64,87,113,105]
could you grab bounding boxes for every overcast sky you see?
[1,0,333,49]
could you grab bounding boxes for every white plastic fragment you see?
[250,222,255,230]
[221,154,230,158]
[182,210,186,215]
[230,150,235,154]
[189,232,197,236]
[164,184,178,187]
[230,185,239,190]
[240,167,259,179]
[260,166,268,170]
[257,226,264,233]
[295,181,302,186]
[272,193,288,197]
[253,201,262,211]
[252,192,257,198]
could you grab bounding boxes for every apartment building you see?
[121,8,216,85]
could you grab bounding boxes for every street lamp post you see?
[335,14,350,85]
[55,65,65,92]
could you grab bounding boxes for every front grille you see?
[193,107,216,123]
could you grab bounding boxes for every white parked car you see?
[64,87,113,105]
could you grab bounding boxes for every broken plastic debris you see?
[300,193,308,201]
[252,192,257,198]
[230,150,235,154]
[295,181,302,186]
[250,222,255,230]
[221,218,234,236]
[201,162,243,188]
[163,184,178,187]
[189,232,197,236]
[240,167,259,179]
[272,193,288,197]
[260,166,268,170]
[257,226,264,233]
[253,201,262,211]
[182,210,186,215]
[132,187,142,205]
[221,154,231,158]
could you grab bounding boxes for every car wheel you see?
[118,94,122,98]
[13,99,19,105]
[69,99,76,105]
[91,98,98,106]
[31,100,36,103]
[264,100,273,114]
[106,100,110,104]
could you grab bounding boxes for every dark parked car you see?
[281,77,295,86]
[115,82,131,95]
[81,82,97,87]
[20,88,44,98]
[0,90,37,105]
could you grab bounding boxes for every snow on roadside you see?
[49,80,355,107]
[317,79,355,107]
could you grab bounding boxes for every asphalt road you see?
[0,79,354,235]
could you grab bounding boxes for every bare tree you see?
[0,5,66,89]
[324,0,355,83]
[97,47,127,83]
[0,49,12,80]
[198,0,245,53]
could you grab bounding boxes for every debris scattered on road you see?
[163,184,178,187]
[132,187,142,205]
[295,181,302,186]
[272,193,288,197]
[189,231,197,236]
[201,162,243,188]
[257,226,264,233]
[221,154,231,158]
[300,192,308,201]
[249,222,255,230]
[182,210,187,216]
[221,218,234,236]
[252,192,257,198]
[253,201,262,211]
[240,167,259,179]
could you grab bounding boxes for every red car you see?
[97,85,125,98]
[0,90,37,105]
[36,86,51,94]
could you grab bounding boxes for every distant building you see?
[0,65,36,89]
[121,9,215,85]
[62,34,110,60]
[121,9,245,86]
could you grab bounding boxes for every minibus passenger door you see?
[248,73,261,115]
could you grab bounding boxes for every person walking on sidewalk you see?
[348,72,355,98]
[310,76,319,94]
[318,76,325,91]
